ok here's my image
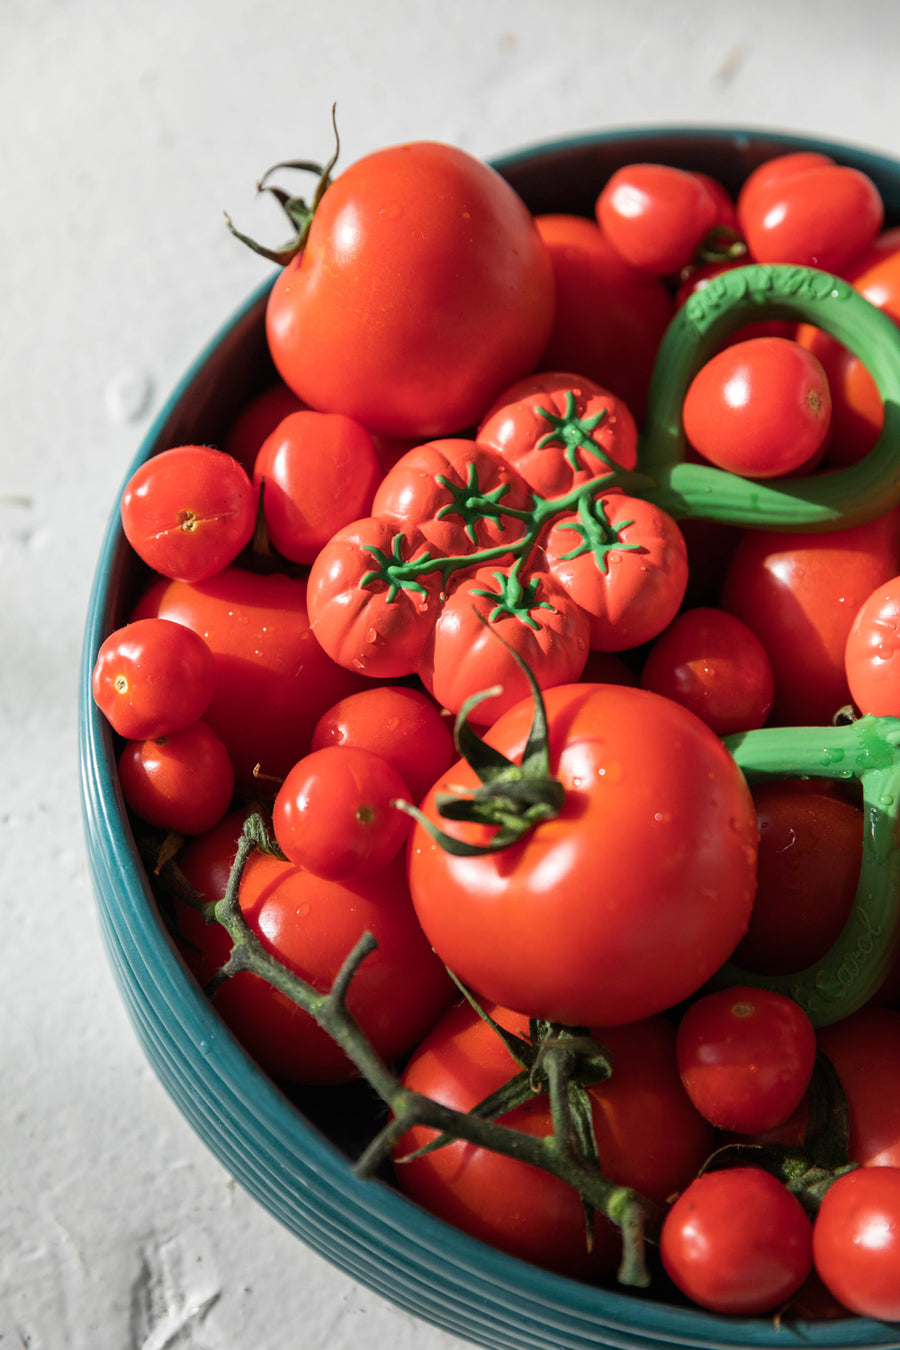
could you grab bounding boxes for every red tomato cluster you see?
[91,137,900,1324]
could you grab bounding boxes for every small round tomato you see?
[476,372,638,500]
[117,720,235,835]
[543,492,688,652]
[311,685,454,806]
[738,154,884,272]
[661,1167,813,1316]
[264,140,555,439]
[640,606,774,736]
[816,1006,900,1168]
[533,214,674,423]
[416,565,590,726]
[731,783,862,976]
[408,683,758,1028]
[845,575,900,715]
[254,410,382,564]
[223,381,306,472]
[595,163,719,276]
[273,745,412,880]
[682,337,832,479]
[92,617,217,740]
[175,844,455,1085]
[813,1166,900,1320]
[675,986,817,1135]
[306,517,445,678]
[120,445,258,582]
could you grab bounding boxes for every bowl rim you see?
[79,124,900,1350]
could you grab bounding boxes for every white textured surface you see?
[4,1,900,1345]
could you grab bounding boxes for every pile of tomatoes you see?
[92,135,900,1324]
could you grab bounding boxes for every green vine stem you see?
[715,714,900,1023]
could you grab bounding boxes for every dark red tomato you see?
[737,154,884,272]
[845,575,900,715]
[222,382,306,473]
[816,1006,900,1167]
[265,141,555,439]
[92,617,217,740]
[533,213,674,423]
[272,745,412,880]
[675,985,817,1135]
[408,682,758,1028]
[595,163,719,276]
[543,492,688,652]
[306,517,445,678]
[117,720,234,835]
[813,1166,900,1320]
[131,566,368,796]
[640,606,774,735]
[416,566,590,726]
[120,445,258,583]
[682,337,832,479]
[311,685,454,806]
[731,783,862,976]
[721,507,900,725]
[393,1000,714,1281]
[371,439,532,558]
[175,844,454,1085]
[476,371,638,500]
[661,1167,813,1316]
[254,410,382,564]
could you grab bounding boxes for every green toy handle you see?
[714,715,900,1025]
[638,263,900,530]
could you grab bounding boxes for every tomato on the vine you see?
[262,140,555,439]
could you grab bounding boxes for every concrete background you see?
[4,1,900,1346]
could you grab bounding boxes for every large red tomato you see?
[264,142,555,439]
[407,682,758,1027]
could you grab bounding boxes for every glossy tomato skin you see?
[640,606,774,736]
[117,720,235,835]
[311,684,454,807]
[120,445,258,583]
[533,214,674,423]
[393,1000,715,1281]
[595,163,718,276]
[476,371,638,500]
[266,142,555,440]
[816,1006,900,1167]
[131,566,368,795]
[416,566,590,726]
[731,783,862,976]
[176,843,455,1085]
[813,1166,900,1320]
[223,381,306,473]
[682,337,832,479]
[845,576,900,716]
[675,986,817,1135]
[661,1168,813,1316]
[254,410,382,564]
[721,508,900,725]
[543,492,688,652]
[408,683,758,1028]
[92,617,217,740]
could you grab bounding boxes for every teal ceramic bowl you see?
[80,127,900,1350]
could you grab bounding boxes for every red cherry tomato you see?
[731,783,862,976]
[273,745,412,880]
[738,154,884,272]
[661,1167,813,1315]
[533,213,674,423]
[311,685,454,806]
[265,141,554,439]
[845,575,900,715]
[223,382,306,472]
[117,720,234,835]
[120,445,258,583]
[816,1006,900,1168]
[595,163,719,276]
[254,410,382,564]
[640,606,774,736]
[813,1166,900,1320]
[682,337,832,479]
[92,617,217,740]
[675,985,817,1135]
